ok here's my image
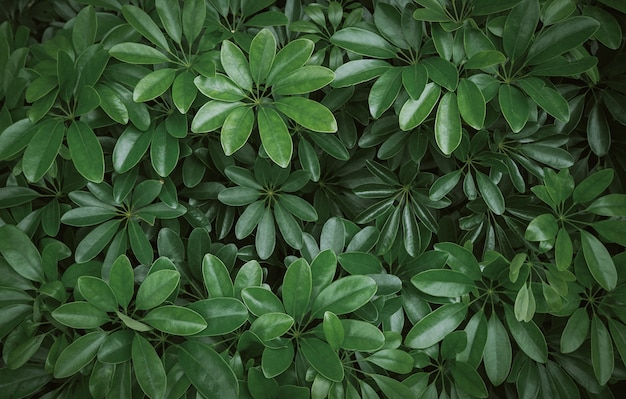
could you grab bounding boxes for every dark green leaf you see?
[122,4,170,50]
[411,269,475,297]
[435,92,462,155]
[331,27,397,58]
[258,106,292,168]
[581,230,617,291]
[0,224,44,282]
[484,315,511,385]
[399,82,440,131]
[132,334,166,399]
[109,43,170,64]
[67,121,104,183]
[54,331,108,378]
[52,302,110,328]
[202,253,234,297]
[310,275,377,318]
[135,269,180,310]
[300,337,344,382]
[188,297,248,336]
[591,316,613,385]
[142,305,207,335]
[249,29,276,84]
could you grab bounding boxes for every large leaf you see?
[499,84,529,132]
[67,121,105,183]
[310,275,377,318]
[132,334,166,399]
[135,269,180,310]
[300,337,344,382]
[258,106,292,168]
[457,79,486,130]
[178,341,238,399]
[221,105,254,155]
[411,269,475,297]
[0,224,44,282]
[54,331,108,378]
[249,28,276,85]
[202,253,234,297]
[274,97,337,133]
[434,92,462,155]
[282,258,312,321]
[331,27,397,58]
[52,302,110,329]
[502,0,539,59]
[484,315,511,385]
[504,305,547,363]
[526,16,600,65]
[121,4,170,50]
[187,297,248,336]
[581,230,617,291]
[22,120,64,182]
[221,40,253,91]
[142,305,207,335]
[405,303,467,349]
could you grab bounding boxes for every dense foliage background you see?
[1,0,626,397]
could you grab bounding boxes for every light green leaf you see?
[202,253,234,298]
[191,101,244,132]
[457,79,486,130]
[172,70,197,114]
[405,303,467,349]
[221,106,254,155]
[274,97,337,133]
[109,43,170,64]
[249,29,276,84]
[273,66,335,95]
[54,331,108,379]
[258,106,292,168]
[310,275,377,318]
[411,269,475,297]
[331,27,397,59]
[499,84,529,132]
[52,302,110,329]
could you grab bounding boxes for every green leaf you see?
[73,5,97,52]
[274,97,337,133]
[282,258,312,320]
[581,230,617,291]
[331,27,397,59]
[411,269,475,297]
[503,0,539,59]
[518,78,570,122]
[256,206,276,260]
[25,76,57,103]
[484,315,511,385]
[112,125,153,173]
[369,68,404,120]
[375,3,409,49]
[97,329,133,364]
[504,305,547,362]
[188,297,248,336]
[300,337,344,382]
[555,228,573,270]
[128,218,153,265]
[54,331,108,379]
[587,102,611,157]
[194,74,247,102]
[67,121,104,183]
[172,70,197,114]
[429,170,462,201]
[52,302,110,329]
[202,253,234,297]
[560,307,589,353]
[423,57,458,91]
[250,312,294,342]
[150,122,179,177]
[108,255,134,309]
[399,82,441,131]
[608,319,626,369]
[457,79,486,130]
[155,0,181,43]
[573,168,613,204]
[142,305,207,335]
[464,50,506,69]
[219,187,261,206]
[405,303,467,349]
[235,201,265,239]
[402,63,428,100]
[588,194,626,217]
[262,343,294,379]
[341,319,385,352]
[332,60,392,88]
[6,335,46,370]
[450,361,488,398]
[182,0,205,43]
[310,275,377,318]
[525,213,558,241]
[591,317,613,385]
[133,68,176,102]
[526,16,600,65]
[249,29,276,84]
[266,38,315,86]
[109,42,170,64]
[0,366,51,398]
[0,224,44,282]
[273,66,335,95]
[371,375,414,399]
[367,349,414,374]
[122,5,170,50]
[520,143,574,169]
[258,106,292,168]
[132,334,166,399]
[499,84,529,132]
[435,92,462,155]
[433,242,482,280]
[593,220,626,247]
[242,286,285,316]
[78,276,118,312]
[584,5,622,49]
[221,106,254,155]
[75,219,121,263]
[221,40,253,91]
[135,269,180,310]
[323,311,344,351]
[475,171,505,215]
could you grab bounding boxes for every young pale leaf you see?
[274,97,337,133]
[258,106,292,168]
[581,230,617,291]
[132,334,167,399]
[435,92,462,155]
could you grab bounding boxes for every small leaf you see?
[573,168,613,204]
[561,307,589,353]
[78,276,118,312]
[323,311,344,351]
[588,194,626,217]
[475,171,505,215]
[250,312,294,342]
[202,253,234,298]
[221,40,253,91]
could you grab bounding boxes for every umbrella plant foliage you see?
[1,0,626,398]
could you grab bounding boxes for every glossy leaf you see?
[67,121,104,183]
[310,275,377,318]
[484,315,511,385]
[0,224,44,282]
[581,230,617,291]
[132,334,166,399]
[300,337,344,382]
[142,305,207,335]
[54,331,108,378]
[405,303,467,349]
[411,269,475,297]
[274,97,337,133]
[135,269,180,310]
[435,92,462,155]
